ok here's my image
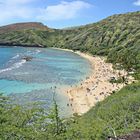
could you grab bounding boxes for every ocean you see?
[0,46,92,116]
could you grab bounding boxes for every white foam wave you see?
[12,54,20,59]
[0,59,26,74]
[27,49,41,55]
[36,49,41,53]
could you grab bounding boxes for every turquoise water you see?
[0,46,92,116]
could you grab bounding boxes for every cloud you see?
[0,0,92,25]
[37,1,92,21]
[0,0,36,24]
[133,0,140,6]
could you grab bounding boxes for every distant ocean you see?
[0,46,92,116]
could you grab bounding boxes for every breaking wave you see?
[12,54,20,59]
[0,59,26,74]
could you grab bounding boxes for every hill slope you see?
[0,22,54,47]
[59,11,140,52]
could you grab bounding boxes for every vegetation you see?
[0,94,66,140]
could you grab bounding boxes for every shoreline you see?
[0,45,134,115]
[59,50,133,115]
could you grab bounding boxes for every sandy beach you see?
[61,51,134,115]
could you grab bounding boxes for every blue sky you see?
[0,0,140,28]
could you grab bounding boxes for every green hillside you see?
[0,29,53,47]
[0,22,54,47]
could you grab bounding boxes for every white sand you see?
[53,48,134,115]
[64,51,133,115]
